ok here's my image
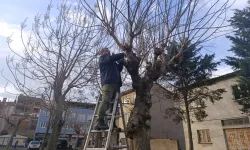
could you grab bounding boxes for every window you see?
[124,99,130,104]
[123,95,131,104]
[31,114,37,117]
[221,117,249,126]
[197,129,211,144]
[64,124,71,129]
[34,108,39,113]
[40,122,48,128]
[44,110,50,116]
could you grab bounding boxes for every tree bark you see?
[125,81,152,150]
[5,120,21,150]
[79,134,86,150]
[47,96,64,150]
[184,96,194,150]
[41,114,52,150]
[74,134,79,149]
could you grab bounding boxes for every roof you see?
[120,72,239,95]
[192,71,238,88]
[120,83,174,96]
[17,94,43,102]
[65,101,96,109]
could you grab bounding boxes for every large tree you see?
[162,41,225,150]
[3,2,108,150]
[80,0,232,149]
[224,1,250,113]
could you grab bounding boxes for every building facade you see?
[118,84,186,150]
[35,107,94,142]
[183,72,250,150]
[3,95,44,137]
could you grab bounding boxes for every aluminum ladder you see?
[83,92,128,150]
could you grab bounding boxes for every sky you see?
[0,0,248,101]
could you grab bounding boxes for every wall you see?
[118,84,186,150]
[150,139,178,150]
[150,85,186,150]
[118,92,135,129]
[4,114,35,137]
[183,77,250,150]
[35,108,94,135]
[0,135,27,147]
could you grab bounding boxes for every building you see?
[0,98,15,133]
[0,134,28,147]
[35,103,95,147]
[2,95,44,137]
[183,72,250,150]
[118,84,186,150]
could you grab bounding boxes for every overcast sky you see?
[0,0,248,101]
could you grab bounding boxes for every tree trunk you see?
[41,114,52,150]
[126,82,152,150]
[5,121,21,150]
[47,99,64,150]
[184,97,194,150]
[79,135,86,150]
[74,134,79,149]
[128,139,135,150]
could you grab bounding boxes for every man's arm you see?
[99,53,124,64]
[116,59,124,72]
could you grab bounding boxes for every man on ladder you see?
[94,48,126,130]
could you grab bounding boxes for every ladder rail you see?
[118,98,129,150]
[105,92,119,148]
[84,95,102,150]
[84,92,128,150]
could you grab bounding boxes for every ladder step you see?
[112,128,125,133]
[106,115,122,119]
[111,145,128,149]
[91,129,109,133]
[95,114,112,117]
[94,115,122,118]
[99,101,114,103]
[84,93,127,150]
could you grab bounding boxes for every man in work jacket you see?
[95,48,126,130]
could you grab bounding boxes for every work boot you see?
[94,119,109,130]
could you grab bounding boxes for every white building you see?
[183,72,250,150]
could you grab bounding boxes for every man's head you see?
[99,48,110,55]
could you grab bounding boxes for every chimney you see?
[3,98,7,103]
